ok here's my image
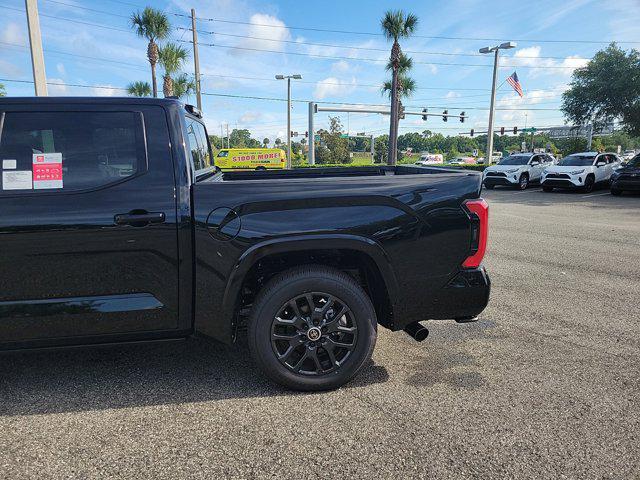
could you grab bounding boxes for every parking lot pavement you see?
[1,189,639,479]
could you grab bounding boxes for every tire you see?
[484,184,495,190]
[248,265,377,391]
[583,175,595,193]
[610,187,622,196]
[255,166,267,171]
[518,173,529,190]
[542,185,554,192]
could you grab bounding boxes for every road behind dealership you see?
[1,188,639,479]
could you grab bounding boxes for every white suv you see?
[541,152,622,193]
[482,153,554,190]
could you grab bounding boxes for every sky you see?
[1,0,640,142]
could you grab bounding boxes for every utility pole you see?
[586,123,593,150]
[226,123,230,149]
[25,0,47,96]
[190,9,202,111]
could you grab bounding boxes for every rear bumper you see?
[393,267,491,330]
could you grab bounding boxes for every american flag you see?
[506,71,523,97]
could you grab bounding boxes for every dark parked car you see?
[0,97,490,390]
[610,154,640,195]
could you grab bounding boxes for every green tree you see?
[126,81,152,97]
[317,116,350,164]
[562,44,640,136]
[263,137,270,147]
[130,7,170,98]
[158,42,189,97]
[172,73,195,99]
[381,10,418,165]
[275,138,282,147]
[0,83,6,96]
[374,135,389,163]
[228,129,261,148]
[382,53,416,99]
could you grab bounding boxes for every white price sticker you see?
[2,170,33,190]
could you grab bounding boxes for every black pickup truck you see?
[0,97,490,390]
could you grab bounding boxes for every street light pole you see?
[287,77,291,167]
[276,74,302,169]
[480,41,516,163]
[486,48,499,165]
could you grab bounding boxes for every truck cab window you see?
[185,117,212,173]
[0,111,143,192]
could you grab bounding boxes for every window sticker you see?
[32,152,63,189]
[2,171,32,190]
[2,159,17,170]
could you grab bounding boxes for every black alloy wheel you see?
[271,293,357,375]
[248,266,377,391]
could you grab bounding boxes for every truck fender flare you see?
[221,234,399,323]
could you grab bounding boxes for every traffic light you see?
[459,111,465,123]
[500,127,505,135]
[470,129,475,137]
[305,131,308,138]
[513,126,518,135]
[442,110,448,122]
[422,108,428,121]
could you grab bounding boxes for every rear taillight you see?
[462,198,489,268]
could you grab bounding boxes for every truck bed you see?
[211,165,477,181]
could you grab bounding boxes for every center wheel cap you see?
[306,327,322,341]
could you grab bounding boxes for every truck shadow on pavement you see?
[0,337,389,417]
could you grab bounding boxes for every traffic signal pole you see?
[191,9,202,111]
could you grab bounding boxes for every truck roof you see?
[0,96,185,107]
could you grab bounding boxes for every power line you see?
[186,41,586,69]
[0,78,563,111]
[0,41,148,71]
[171,12,640,45]
[176,28,592,61]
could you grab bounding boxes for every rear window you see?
[0,111,145,193]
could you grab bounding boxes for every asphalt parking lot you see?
[1,186,639,479]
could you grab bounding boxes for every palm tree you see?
[381,10,418,165]
[130,7,170,98]
[263,138,270,147]
[126,81,152,97]
[171,73,195,99]
[382,76,416,99]
[158,42,189,97]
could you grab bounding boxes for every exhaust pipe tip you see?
[404,321,429,342]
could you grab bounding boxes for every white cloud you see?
[446,91,461,99]
[313,77,357,100]
[92,84,120,97]
[331,60,350,73]
[231,13,291,55]
[1,22,26,44]
[239,111,263,123]
[508,46,589,78]
[48,78,68,96]
[56,63,66,76]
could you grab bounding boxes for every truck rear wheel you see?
[248,265,377,391]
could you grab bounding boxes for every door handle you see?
[114,211,165,226]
